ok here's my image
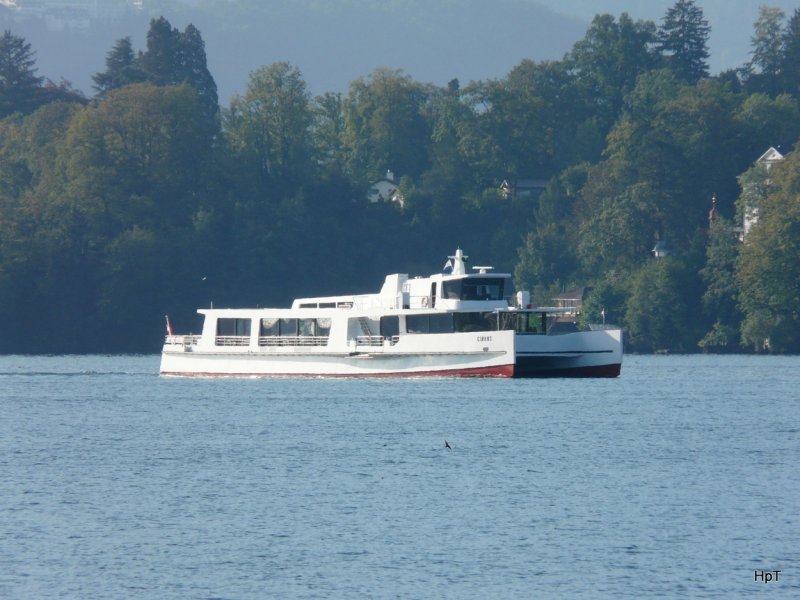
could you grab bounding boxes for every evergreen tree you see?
[657,0,710,84]
[780,9,800,97]
[178,24,218,122]
[139,17,182,87]
[0,30,43,118]
[747,6,786,96]
[137,19,218,123]
[92,37,144,98]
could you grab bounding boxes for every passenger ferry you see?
[160,249,622,378]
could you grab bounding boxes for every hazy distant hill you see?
[2,0,799,103]
[2,0,585,101]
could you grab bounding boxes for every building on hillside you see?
[366,170,405,207]
[708,193,718,228]
[739,146,785,242]
[499,178,547,201]
[651,239,673,258]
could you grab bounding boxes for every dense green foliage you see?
[2,1,800,354]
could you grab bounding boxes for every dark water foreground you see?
[1,354,798,599]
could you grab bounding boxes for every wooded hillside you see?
[2,1,800,353]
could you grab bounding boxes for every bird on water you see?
[444,440,451,450]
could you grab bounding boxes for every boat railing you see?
[356,335,384,347]
[259,336,329,347]
[165,334,201,346]
[215,335,250,346]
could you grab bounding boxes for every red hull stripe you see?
[161,364,516,378]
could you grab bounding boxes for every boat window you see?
[498,312,540,333]
[453,312,496,332]
[299,318,316,336]
[316,318,332,337]
[279,318,298,336]
[299,303,316,308]
[429,313,453,334]
[217,318,251,336]
[406,314,429,334]
[380,316,399,338]
[260,318,279,336]
[319,302,336,308]
[442,277,511,301]
[405,313,453,334]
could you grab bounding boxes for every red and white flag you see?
[165,315,173,336]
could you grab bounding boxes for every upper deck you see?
[291,248,514,312]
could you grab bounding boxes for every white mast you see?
[449,248,468,276]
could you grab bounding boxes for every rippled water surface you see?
[1,354,798,598]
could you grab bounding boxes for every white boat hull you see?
[513,328,623,377]
[160,330,516,378]
[160,328,622,378]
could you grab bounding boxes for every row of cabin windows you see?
[380,311,544,335]
[216,318,332,339]
[216,311,544,343]
[259,317,331,337]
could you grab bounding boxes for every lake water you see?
[0,354,798,599]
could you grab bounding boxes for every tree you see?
[624,256,703,352]
[568,13,658,131]
[515,174,580,290]
[139,17,182,87]
[737,151,800,352]
[59,83,216,239]
[178,24,219,123]
[657,0,711,84]
[341,68,431,183]
[92,37,144,98]
[698,216,741,351]
[591,73,741,247]
[733,93,800,162]
[780,9,800,97]
[311,91,345,171]
[746,6,786,96]
[0,30,43,118]
[137,18,218,122]
[225,62,314,192]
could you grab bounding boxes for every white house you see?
[741,146,784,241]
[499,178,547,201]
[366,170,405,207]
